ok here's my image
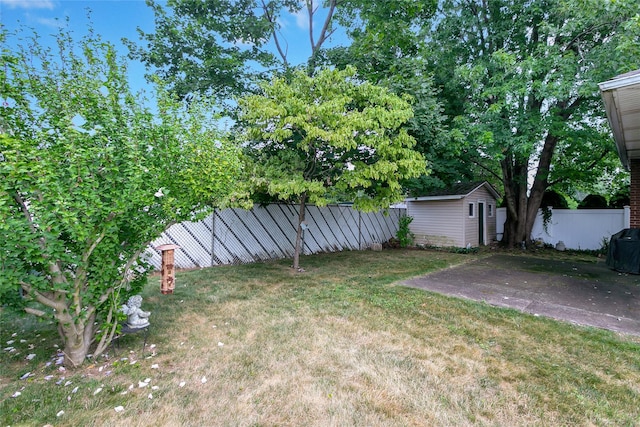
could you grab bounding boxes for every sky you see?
[1,0,157,93]
[0,0,347,95]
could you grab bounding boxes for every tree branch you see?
[16,190,69,289]
[20,281,67,313]
[560,20,623,55]
[261,0,288,66]
[82,212,115,265]
[92,302,119,357]
[547,149,610,187]
[314,0,337,53]
[466,153,503,182]
[13,191,38,234]
[306,0,316,51]
[24,307,47,317]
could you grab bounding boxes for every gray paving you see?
[401,254,640,337]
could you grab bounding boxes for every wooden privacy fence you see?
[145,204,404,270]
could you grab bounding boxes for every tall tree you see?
[133,0,446,263]
[426,0,640,247]
[321,0,480,193]
[237,67,427,270]
[0,26,244,367]
[128,0,339,102]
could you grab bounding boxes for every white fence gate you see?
[145,204,403,270]
[497,207,630,250]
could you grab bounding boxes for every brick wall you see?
[631,160,640,227]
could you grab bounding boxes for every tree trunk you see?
[58,311,96,368]
[501,154,530,247]
[292,193,307,271]
[524,134,558,242]
[501,134,558,248]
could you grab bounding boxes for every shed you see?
[406,181,500,248]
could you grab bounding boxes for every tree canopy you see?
[238,67,427,269]
[0,26,244,366]
[425,0,639,246]
[129,0,640,250]
[128,0,341,102]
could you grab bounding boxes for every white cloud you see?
[0,0,55,9]
[293,9,308,30]
[35,16,64,29]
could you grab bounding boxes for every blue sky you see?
[1,0,347,94]
[1,0,156,92]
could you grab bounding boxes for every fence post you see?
[624,205,631,229]
[211,208,216,267]
[358,210,362,250]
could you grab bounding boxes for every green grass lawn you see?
[2,249,640,426]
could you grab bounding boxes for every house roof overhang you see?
[599,69,640,171]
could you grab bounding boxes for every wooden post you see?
[156,244,180,294]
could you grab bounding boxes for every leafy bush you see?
[397,216,415,248]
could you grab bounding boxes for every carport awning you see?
[599,69,640,171]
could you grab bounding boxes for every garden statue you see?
[121,295,151,328]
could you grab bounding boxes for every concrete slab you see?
[401,254,640,337]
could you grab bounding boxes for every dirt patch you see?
[402,254,640,337]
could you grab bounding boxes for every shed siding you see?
[406,184,498,248]
[463,187,497,246]
[407,199,464,247]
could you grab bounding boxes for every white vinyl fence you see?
[145,204,404,270]
[497,206,630,250]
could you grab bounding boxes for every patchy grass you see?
[1,249,640,426]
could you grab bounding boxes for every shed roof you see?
[407,181,500,202]
[599,69,640,170]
